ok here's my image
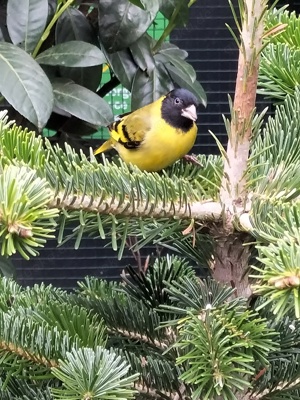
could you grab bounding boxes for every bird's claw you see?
[183,154,203,167]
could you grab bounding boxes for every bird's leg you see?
[183,154,203,167]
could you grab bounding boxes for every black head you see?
[161,88,199,132]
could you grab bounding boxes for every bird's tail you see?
[94,139,113,155]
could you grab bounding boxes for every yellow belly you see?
[114,123,197,172]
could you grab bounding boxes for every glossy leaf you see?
[55,8,102,91]
[131,64,174,110]
[105,48,138,91]
[56,8,97,44]
[128,0,145,9]
[129,34,155,72]
[98,0,159,52]
[0,42,53,129]
[158,42,188,60]
[0,11,9,42]
[156,52,196,82]
[36,41,106,67]
[48,0,57,19]
[52,78,113,126]
[164,63,207,107]
[7,0,48,52]
[159,0,189,27]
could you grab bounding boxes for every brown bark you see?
[212,232,252,298]
[220,0,266,223]
[221,53,259,203]
[215,0,268,299]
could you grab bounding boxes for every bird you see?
[94,88,199,172]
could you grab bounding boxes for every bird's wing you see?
[109,100,161,149]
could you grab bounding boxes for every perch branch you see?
[49,193,223,221]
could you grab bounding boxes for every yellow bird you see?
[94,88,199,172]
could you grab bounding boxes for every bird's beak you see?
[181,104,197,121]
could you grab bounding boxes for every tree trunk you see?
[220,0,267,223]
[214,0,268,300]
[212,232,252,298]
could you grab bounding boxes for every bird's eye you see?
[174,97,181,105]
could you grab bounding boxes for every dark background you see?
[13,0,300,289]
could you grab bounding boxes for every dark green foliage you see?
[1,4,300,399]
[98,0,159,52]
[0,379,53,400]
[0,278,136,400]
[162,277,243,314]
[159,0,190,27]
[51,347,139,400]
[71,259,280,400]
[252,300,300,399]
[0,255,299,399]
[258,7,300,102]
[248,89,300,319]
[0,114,220,260]
[0,0,206,135]
[121,255,196,308]
[249,87,300,185]
[161,279,277,400]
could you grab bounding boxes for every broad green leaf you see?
[130,34,155,72]
[56,8,97,44]
[52,78,113,126]
[36,41,106,67]
[128,0,145,9]
[105,48,138,91]
[58,64,102,92]
[158,42,188,60]
[55,8,102,91]
[7,0,48,52]
[156,52,196,82]
[129,0,159,11]
[98,0,159,52]
[0,42,53,129]
[159,0,189,27]
[48,0,57,20]
[164,63,207,107]
[131,64,174,110]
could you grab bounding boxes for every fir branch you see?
[0,379,53,400]
[0,311,80,369]
[50,192,222,220]
[114,346,183,395]
[76,288,169,347]
[0,339,58,368]
[253,306,300,397]
[108,327,168,351]
[51,346,138,400]
[251,378,300,399]
[134,383,182,400]
[249,87,300,187]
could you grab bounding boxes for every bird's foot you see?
[183,154,203,167]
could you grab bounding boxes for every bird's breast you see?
[115,120,197,172]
